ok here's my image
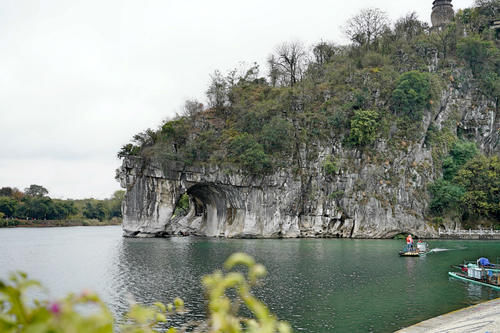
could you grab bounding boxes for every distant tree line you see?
[0,184,124,223]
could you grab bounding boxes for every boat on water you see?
[449,258,500,291]
[399,239,429,257]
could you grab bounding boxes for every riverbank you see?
[396,298,500,332]
[0,218,121,228]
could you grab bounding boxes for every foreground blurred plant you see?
[0,253,291,333]
[202,253,291,333]
[0,272,114,332]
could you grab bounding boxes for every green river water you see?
[0,226,498,332]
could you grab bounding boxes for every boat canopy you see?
[478,257,491,266]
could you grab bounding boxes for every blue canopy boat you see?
[449,258,500,291]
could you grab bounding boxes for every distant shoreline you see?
[0,219,121,228]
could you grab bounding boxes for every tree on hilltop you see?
[268,41,307,87]
[343,8,389,50]
[24,184,48,197]
[182,99,204,119]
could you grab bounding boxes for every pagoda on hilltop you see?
[431,0,454,28]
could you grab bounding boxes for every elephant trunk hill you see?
[117,3,500,238]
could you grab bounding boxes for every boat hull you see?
[448,272,500,291]
[399,251,420,257]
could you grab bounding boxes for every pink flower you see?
[49,302,61,314]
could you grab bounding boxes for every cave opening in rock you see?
[185,183,232,236]
[167,182,241,237]
[392,232,420,240]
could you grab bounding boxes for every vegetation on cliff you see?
[118,0,499,228]
[429,141,500,227]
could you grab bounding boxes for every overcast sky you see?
[0,0,474,199]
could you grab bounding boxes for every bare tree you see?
[394,12,428,41]
[343,8,389,50]
[226,62,260,87]
[182,99,204,118]
[269,41,307,87]
[267,54,280,87]
[474,0,499,15]
[206,70,228,111]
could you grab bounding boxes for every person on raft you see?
[406,234,414,250]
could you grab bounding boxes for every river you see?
[0,226,498,332]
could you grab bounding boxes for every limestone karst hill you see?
[117,1,500,238]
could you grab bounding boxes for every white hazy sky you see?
[0,0,474,199]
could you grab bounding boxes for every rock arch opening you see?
[169,183,243,237]
[391,232,420,240]
[188,184,225,236]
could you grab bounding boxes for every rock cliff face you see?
[117,70,499,239]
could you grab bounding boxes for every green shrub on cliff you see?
[173,193,190,217]
[442,141,478,180]
[348,110,379,146]
[117,143,140,158]
[429,179,466,214]
[160,118,189,149]
[457,35,498,76]
[457,35,500,106]
[323,155,339,175]
[228,133,272,174]
[391,71,432,121]
[429,141,478,216]
[260,116,294,154]
[429,140,499,224]
[455,155,500,220]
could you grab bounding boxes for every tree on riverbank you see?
[0,185,125,225]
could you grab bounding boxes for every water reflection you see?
[0,227,498,332]
[108,236,500,332]
[466,283,483,300]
